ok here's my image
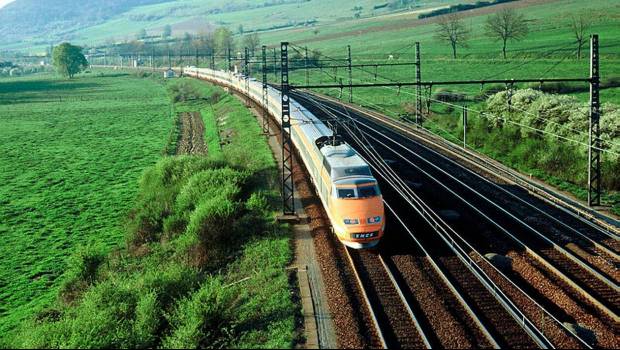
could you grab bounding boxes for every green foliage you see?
[126,156,223,247]
[162,278,238,349]
[168,80,202,102]
[52,43,89,78]
[58,244,107,303]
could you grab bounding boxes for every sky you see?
[0,0,14,9]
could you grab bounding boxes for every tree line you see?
[103,26,262,59]
[435,8,593,59]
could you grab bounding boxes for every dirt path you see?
[176,111,208,155]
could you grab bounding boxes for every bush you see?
[169,81,202,102]
[126,156,223,248]
[162,278,239,349]
[483,88,620,190]
[58,244,106,303]
[178,197,238,267]
[433,88,467,102]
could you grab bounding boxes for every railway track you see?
[292,91,614,348]
[343,245,430,349]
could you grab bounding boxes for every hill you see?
[0,0,170,45]
[0,0,443,52]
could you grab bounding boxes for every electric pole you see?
[280,42,295,215]
[588,34,601,207]
[415,42,422,124]
[347,45,353,103]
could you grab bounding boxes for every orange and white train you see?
[184,67,385,248]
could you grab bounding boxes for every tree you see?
[238,24,244,35]
[162,24,172,39]
[214,27,234,54]
[485,8,529,59]
[137,28,147,40]
[570,14,591,60]
[52,43,88,78]
[435,12,470,59]
[242,33,260,57]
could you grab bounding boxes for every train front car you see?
[322,142,385,249]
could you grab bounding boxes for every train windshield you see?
[336,183,380,199]
[338,189,356,199]
[358,185,378,198]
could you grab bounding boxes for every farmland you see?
[0,72,173,337]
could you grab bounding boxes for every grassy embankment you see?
[258,0,620,213]
[1,73,297,347]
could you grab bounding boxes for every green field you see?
[0,72,174,336]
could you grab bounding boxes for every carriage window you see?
[358,186,378,198]
[338,189,356,199]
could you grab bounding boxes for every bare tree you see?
[242,33,261,57]
[485,8,529,59]
[570,14,591,59]
[435,12,470,59]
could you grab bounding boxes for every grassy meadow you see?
[0,71,173,337]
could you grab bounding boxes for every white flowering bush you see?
[483,89,619,190]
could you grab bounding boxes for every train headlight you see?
[343,218,359,225]
[367,216,382,224]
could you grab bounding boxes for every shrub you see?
[178,197,238,267]
[169,81,202,102]
[162,278,240,349]
[209,90,223,104]
[126,156,223,248]
[58,244,106,303]
[433,88,466,102]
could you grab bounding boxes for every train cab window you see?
[358,185,379,198]
[337,189,356,199]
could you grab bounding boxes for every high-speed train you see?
[184,67,385,248]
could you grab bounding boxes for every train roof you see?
[321,144,372,179]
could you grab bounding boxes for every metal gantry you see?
[280,42,295,215]
[347,45,353,103]
[588,34,601,207]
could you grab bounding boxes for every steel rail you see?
[383,203,501,349]
[300,95,503,347]
[343,113,620,322]
[376,253,433,349]
[303,88,619,280]
[342,247,389,349]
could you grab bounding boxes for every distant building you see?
[164,69,175,79]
